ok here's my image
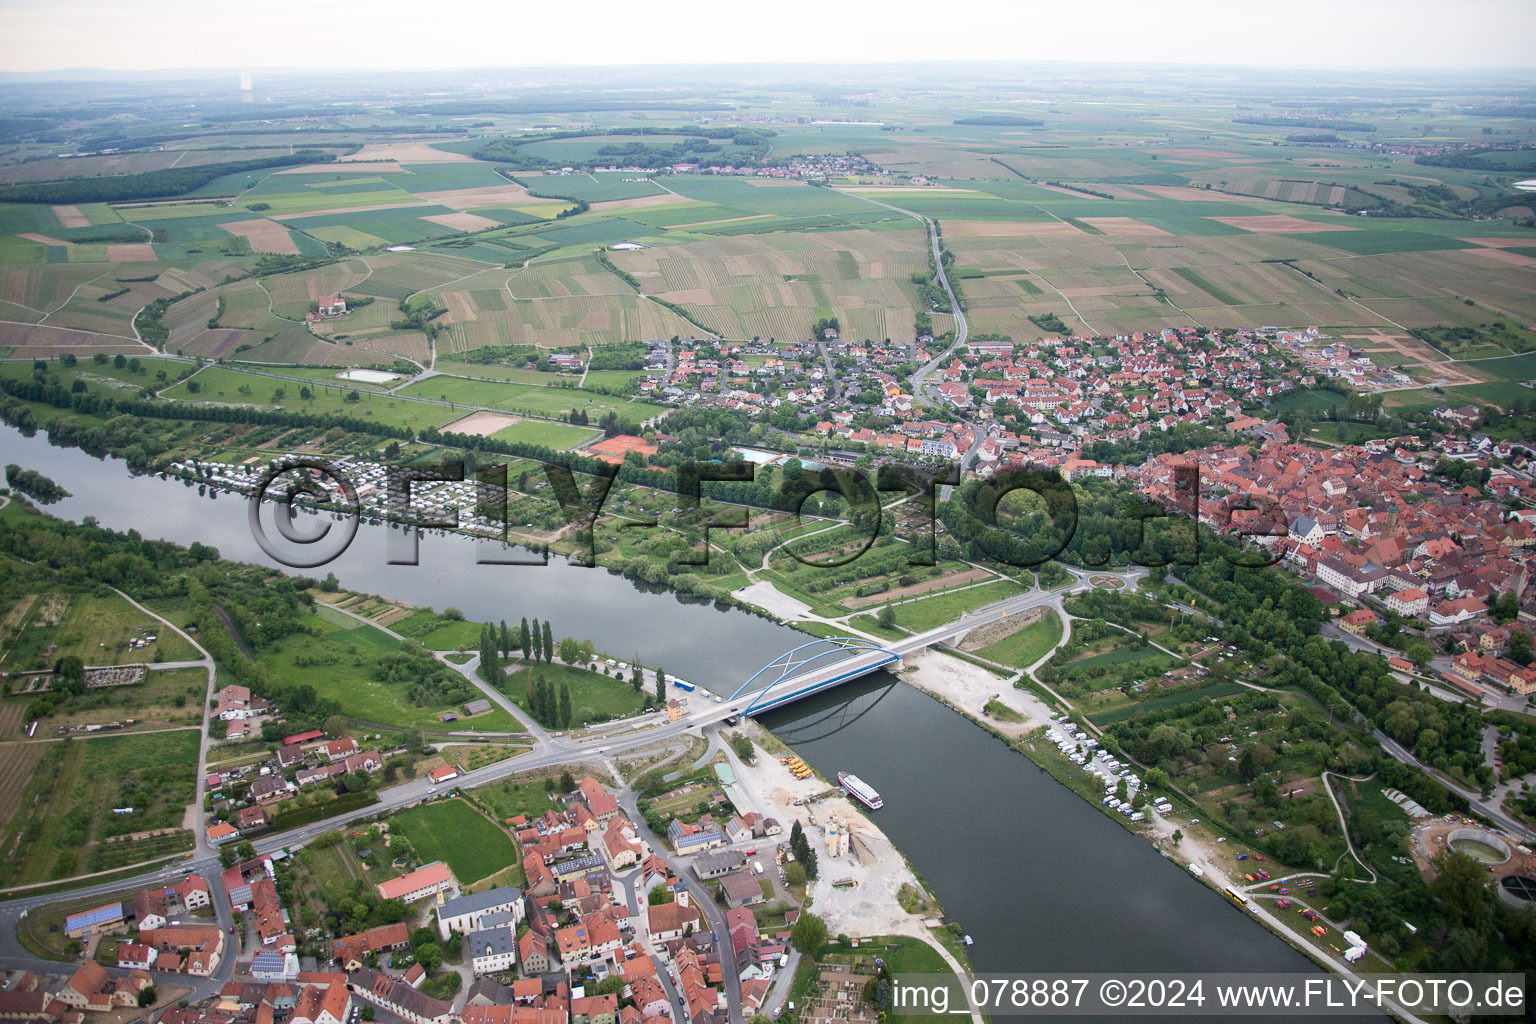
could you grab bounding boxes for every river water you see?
[2,426,1331,982]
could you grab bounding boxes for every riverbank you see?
[725,722,935,939]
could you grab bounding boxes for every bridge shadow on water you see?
[752,670,900,744]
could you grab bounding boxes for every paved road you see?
[0,562,1142,1013]
[833,188,967,411]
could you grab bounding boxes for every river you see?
[1,425,1330,982]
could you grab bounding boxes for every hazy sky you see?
[1,0,1532,73]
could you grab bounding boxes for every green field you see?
[1088,681,1247,725]
[490,420,601,449]
[473,772,571,824]
[0,729,198,886]
[499,659,649,724]
[884,580,1027,632]
[400,374,667,423]
[1061,643,1173,678]
[388,609,485,651]
[253,610,517,732]
[0,591,197,673]
[976,609,1063,668]
[390,798,519,884]
[160,366,459,432]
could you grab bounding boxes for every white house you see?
[467,927,517,976]
[435,886,522,940]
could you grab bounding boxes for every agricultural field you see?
[0,729,198,886]
[608,228,930,343]
[430,255,701,351]
[0,591,197,675]
[5,666,207,736]
[389,798,519,884]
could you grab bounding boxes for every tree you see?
[560,770,575,792]
[1252,774,1280,807]
[235,841,256,861]
[324,715,349,739]
[560,682,573,727]
[542,620,554,663]
[520,617,532,659]
[219,845,237,868]
[655,668,667,705]
[729,732,753,761]
[1237,747,1259,783]
[500,620,512,655]
[361,1008,374,1022]
[138,987,157,1008]
[57,654,85,692]
[559,636,580,664]
[320,571,340,592]
[784,862,807,887]
[1511,630,1531,666]
[801,844,819,880]
[790,911,828,955]
[631,657,644,693]
[1171,829,1183,845]
[877,604,896,630]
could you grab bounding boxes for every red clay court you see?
[587,434,659,465]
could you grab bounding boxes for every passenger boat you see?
[837,771,883,810]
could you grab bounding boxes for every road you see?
[833,188,967,410]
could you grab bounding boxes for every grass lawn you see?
[845,615,908,642]
[398,374,667,423]
[160,366,459,432]
[1087,681,1247,725]
[884,580,1026,632]
[1062,643,1172,676]
[253,610,517,733]
[389,609,484,651]
[977,609,1063,668]
[491,420,601,449]
[391,798,519,884]
[500,660,650,724]
[473,773,570,823]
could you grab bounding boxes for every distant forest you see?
[1233,116,1377,133]
[0,150,335,204]
[954,115,1043,126]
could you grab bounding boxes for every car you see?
[746,849,757,856]
[1216,837,1227,844]
[1252,854,1267,861]
[1237,853,1248,860]
[1188,819,1200,825]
